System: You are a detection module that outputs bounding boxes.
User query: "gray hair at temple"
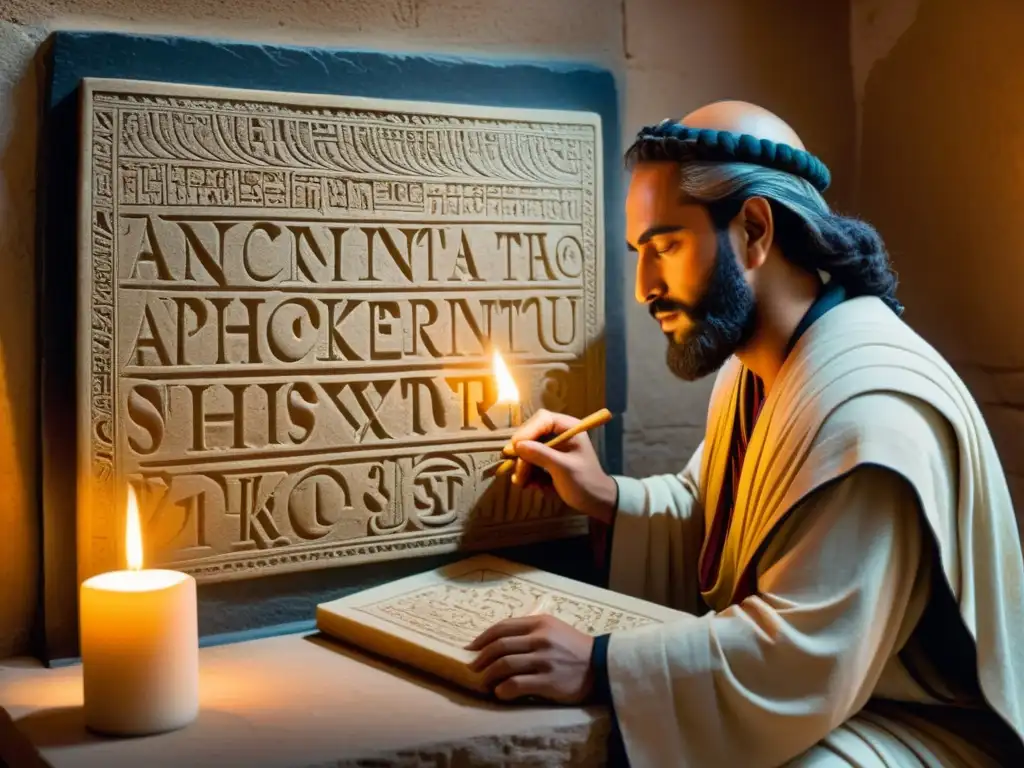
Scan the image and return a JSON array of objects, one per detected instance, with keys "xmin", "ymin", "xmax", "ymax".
[{"xmin": 624, "ymin": 147, "xmax": 904, "ymax": 316}]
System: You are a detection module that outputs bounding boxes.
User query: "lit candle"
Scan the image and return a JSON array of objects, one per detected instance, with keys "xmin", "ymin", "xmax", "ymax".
[
  {"xmin": 492, "ymin": 349, "xmax": 521, "ymax": 428},
  {"xmin": 79, "ymin": 486, "xmax": 199, "ymax": 736}
]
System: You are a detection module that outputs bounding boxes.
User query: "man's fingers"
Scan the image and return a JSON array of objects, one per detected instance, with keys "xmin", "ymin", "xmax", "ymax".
[
  {"xmin": 507, "ymin": 410, "xmax": 558, "ymax": 452},
  {"xmin": 511, "ymin": 440, "xmax": 568, "ymax": 486},
  {"xmin": 512, "ymin": 455, "xmax": 531, "ymax": 486},
  {"xmin": 493, "ymin": 673, "xmax": 550, "ymax": 702},
  {"xmin": 468, "ymin": 634, "xmax": 539, "ymax": 672},
  {"xmin": 515, "ymin": 441, "xmax": 568, "ymax": 475},
  {"xmin": 511, "ymin": 454, "xmax": 551, "ymax": 487},
  {"xmin": 480, "ymin": 654, "xmax": 549, "ymax": 689},
  {"xmin": 504, "ymin": 410, "xmax": 580, "ymax": 456},
  {"xmin": 464, "ymin": 616, "xmax": 539, "ymax": 651}
]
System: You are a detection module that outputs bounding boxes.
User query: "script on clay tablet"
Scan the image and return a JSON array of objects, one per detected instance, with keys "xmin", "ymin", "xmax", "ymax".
[
  {"xmin": 316, "ymin": 555, "xmax": 685, "ymax": 693},
  {"xmin": 76, "ymin": 78, "xmax": 605, "ymax": 584}
]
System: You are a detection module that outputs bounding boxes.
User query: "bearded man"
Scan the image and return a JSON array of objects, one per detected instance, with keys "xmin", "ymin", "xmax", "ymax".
[{"xmin": 466, "ymin": 101, "xmax": 1024, "ymax": 766}]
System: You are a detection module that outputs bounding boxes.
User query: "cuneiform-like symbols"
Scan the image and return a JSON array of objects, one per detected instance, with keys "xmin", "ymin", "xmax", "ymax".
[
  {"xmin": 363, "ymin": 572, "xmax": 658, "ymax": 647},
  {"xmin": 111, "ymin": 102, "xmax": 590, "ymax": 186}
]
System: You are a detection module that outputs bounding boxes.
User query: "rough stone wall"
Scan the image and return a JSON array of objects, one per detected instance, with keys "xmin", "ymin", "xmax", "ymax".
[
  {"xmin": 0, "ymin": 0, "xmax": 855, "ymax": 658},
  {"xmin": 853, "ymin": 0, "xmax": 1024, "ymax": 535},
  {"xmin": 334, "ymin": 721, "xmax": 610, "ymax": 767}
]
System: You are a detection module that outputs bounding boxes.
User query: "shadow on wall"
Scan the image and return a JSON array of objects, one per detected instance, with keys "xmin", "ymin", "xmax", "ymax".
[
  {"xmin": 0, "ymin": 23, "xmax": 45, "ymax": 658},
  {"xmin": 857, "ymin": 0, "xmax": 1024, "ymax": 527}
]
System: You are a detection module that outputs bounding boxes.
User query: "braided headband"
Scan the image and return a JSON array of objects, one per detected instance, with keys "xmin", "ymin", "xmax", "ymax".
[{"xmin": 633, "ymin": 119, "xmax": 831, "ymax": 192}]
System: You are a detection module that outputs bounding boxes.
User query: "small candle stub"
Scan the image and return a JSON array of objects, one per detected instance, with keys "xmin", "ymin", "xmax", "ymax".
[{"xmin": 79, "ymin": 487, "xmax": 199, "ymax": 737}]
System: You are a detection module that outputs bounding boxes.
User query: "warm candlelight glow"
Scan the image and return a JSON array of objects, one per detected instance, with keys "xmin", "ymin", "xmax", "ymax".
[
  {"xmin": 125, "ymin": 485, "xmax": 143, "ymax": 572},
  {"xmin": 492, "ymin": 349, "xmax": 520, "ymax": 404},
  {"xmin": 80, "ymin": 482, "xmax": 199, "ymax": 736}
]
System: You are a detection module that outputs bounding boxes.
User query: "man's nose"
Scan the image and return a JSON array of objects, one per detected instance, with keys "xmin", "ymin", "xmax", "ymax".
[{"xmin": 634, "ymin": 249, "xmax": 665, "ymax": 305}]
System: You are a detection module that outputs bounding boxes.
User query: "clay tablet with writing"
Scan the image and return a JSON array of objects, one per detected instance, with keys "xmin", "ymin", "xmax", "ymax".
[
  {"xmin": 77, "ymin": 78, "xmax": 605, "ymax": 583},
  {"xmin": 316, "ymin": 555, "xmax": 684, "ymax": 693}
]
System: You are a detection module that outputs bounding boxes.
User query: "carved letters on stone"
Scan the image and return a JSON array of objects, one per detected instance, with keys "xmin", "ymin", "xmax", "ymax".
[{"xmin": 76, "ymin": 78, "xmax": 605, "ymax": 583}]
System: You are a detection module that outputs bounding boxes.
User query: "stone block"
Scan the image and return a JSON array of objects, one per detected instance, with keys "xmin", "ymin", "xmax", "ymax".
[
  {"xmin": 75, "ymin": 77, "xmax": 605, "ymax": 584},
  {"xmin": 0, "ymin": 632, "xmax": 610, "ymax": 767},
  {"xmin": 38, "ymin": 31, "xmax": 623, "ymax": 659},
  {"xmin": 317, "ymin": 554, "xmax": 685, "ymax": 693}
]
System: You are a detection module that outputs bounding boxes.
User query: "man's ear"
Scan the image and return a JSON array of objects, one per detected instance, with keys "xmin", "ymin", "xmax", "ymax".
[{"xmin": 738, "ymin": 196, "xmax": 774, "ymax": 269}]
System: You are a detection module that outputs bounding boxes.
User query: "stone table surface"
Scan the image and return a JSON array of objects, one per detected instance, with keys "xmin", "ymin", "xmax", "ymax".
[{"xmin": 0, "ymin": 632, "xmax": 609, "ymax": 767}]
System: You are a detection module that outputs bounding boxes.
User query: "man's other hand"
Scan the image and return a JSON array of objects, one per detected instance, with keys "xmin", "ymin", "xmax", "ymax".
[{"xmin": 466, "ymin": 614, "xmax": 595, "ymax": 704}]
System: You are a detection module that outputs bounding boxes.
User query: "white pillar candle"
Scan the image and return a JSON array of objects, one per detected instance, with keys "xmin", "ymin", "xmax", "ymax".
[{"xmin": 79, "ymin": 487, "xmax": 199, "ymax": 736}]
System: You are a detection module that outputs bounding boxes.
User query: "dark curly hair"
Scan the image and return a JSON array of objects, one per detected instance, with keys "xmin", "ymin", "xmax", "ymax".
[{"xmin": 625, "ymin": 135, "xmax": 903, "ymax": 315}]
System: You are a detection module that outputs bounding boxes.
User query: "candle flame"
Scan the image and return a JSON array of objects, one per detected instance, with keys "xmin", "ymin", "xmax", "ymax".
[
  {"xmin": 492, "ymin": 349, "xmax": 520, "ymax": 404},
  {"xmin": 126, "ymin": 485, "xmax": 143, "ymax": 571}
]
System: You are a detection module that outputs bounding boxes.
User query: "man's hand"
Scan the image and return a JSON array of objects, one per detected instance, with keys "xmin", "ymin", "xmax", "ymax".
[
  {"xmin": 465, "ymin": 614, "xmax": 596, "ymax": 704},
  {"xmin": 505, "ymin": 409, "xmax": 617, "ymax": 523}
]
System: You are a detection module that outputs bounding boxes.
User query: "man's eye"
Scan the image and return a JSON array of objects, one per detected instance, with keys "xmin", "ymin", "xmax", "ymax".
[{"xmin": 655, "ymin": 242, "xmax": 678, "ymax": 256}]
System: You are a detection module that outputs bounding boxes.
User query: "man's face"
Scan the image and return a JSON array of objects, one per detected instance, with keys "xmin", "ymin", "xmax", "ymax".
[{"xmin": 625, "ymin": 162, "xmax": 757, "ymax": 381}]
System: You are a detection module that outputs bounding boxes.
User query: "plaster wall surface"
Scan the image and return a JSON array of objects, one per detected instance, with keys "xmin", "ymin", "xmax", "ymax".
[{"xmin": 852, "ymin": 0, "xmax": 1024, "ymax": 533}]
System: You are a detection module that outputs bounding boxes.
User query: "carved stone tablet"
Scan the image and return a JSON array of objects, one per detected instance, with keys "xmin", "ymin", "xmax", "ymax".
[
  {"xmin": 316, "ymin": 555, "xmax": 684, "ymax": 693},
  {"xmin": 77, "ymin": 78, "xmax": 605, "ymax": 584}
]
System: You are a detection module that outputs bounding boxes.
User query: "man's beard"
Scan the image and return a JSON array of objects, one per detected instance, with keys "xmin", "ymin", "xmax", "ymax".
[{"xmin": 651, "ymin": 231, "xmax": 757, "ymax": 381}]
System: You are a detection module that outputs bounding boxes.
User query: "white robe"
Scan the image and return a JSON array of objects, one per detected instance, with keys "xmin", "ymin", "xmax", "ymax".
[{"xmin": 604, "ymin": 296, "xmax": 1024, "ymax": 767}]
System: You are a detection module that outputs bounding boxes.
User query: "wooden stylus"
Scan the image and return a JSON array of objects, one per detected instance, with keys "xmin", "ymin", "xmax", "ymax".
[{"xmin": 494, "ymin": 408, "xmax": 613, "ymax": 477}]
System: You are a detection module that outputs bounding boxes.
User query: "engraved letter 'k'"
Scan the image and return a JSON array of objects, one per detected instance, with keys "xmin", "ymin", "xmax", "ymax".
[{"xmin": 228, "ymin": 472, "xmax": 290, "ymax": 551}]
